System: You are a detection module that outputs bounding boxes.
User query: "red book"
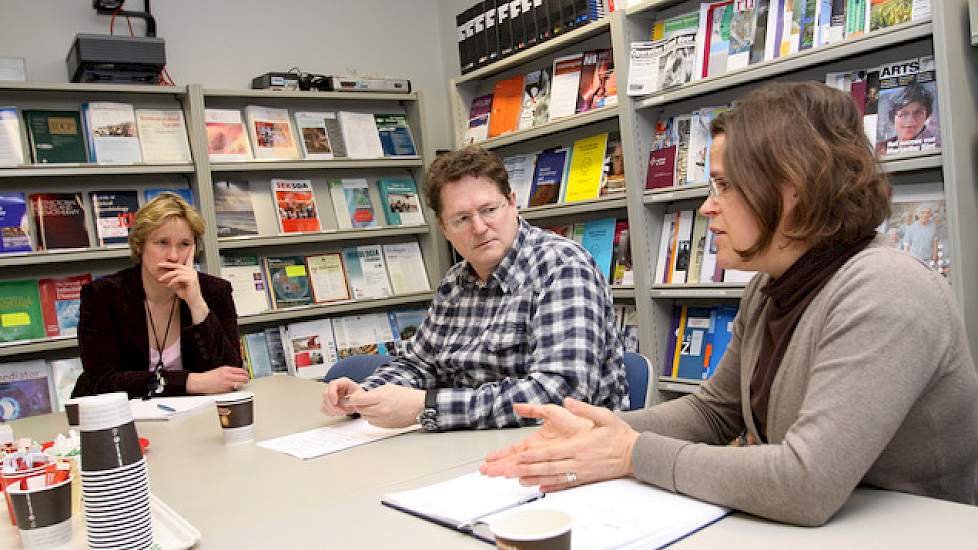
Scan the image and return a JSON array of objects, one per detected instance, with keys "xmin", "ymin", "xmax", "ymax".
[
  {"xmin": 30, "ymin": 193, "xmax": 90, "ymax": 250},
  {"xmin": 38, "ymin": 274, "xmax": 92, "ymax": 337},
  {"xmin": 646, "ymin": 145, "xmax": 678, "ymax": 189}
]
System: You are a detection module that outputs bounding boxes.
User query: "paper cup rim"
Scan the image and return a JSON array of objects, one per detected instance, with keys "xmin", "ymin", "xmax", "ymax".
[
  {"xmin": 6, "ymin": 476, "xmax": 72, "ymax": 495},
  {"xmin": 216, "ymin": 391, "xmax": 254, "ymax": 404},
  {"xmin": 490, "ymin": 509, "xmax": 573, "ymax": 541}
]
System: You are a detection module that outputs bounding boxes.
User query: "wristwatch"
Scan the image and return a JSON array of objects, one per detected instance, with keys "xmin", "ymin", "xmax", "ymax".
[{"xmin": 416, "ymin": 389, "xmax": 439, "ymax": 432}]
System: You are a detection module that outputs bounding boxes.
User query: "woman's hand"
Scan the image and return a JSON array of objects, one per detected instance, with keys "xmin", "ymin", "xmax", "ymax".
[
  {"xmin": 187, "ymin": 366, "xmax": 250, "ymax": 394},
  {"xmin": 481, "ymin": 398, "xmax": 641, "ymax": 493},
  {"xmin": 157, "ymin": 244, "xmax": 209, "ymax": 323}
]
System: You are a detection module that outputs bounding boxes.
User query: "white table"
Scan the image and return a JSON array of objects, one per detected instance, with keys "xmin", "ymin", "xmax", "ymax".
[{"xmin": 6, "ymin": 375, "xmax": 978, "ymax": 549}]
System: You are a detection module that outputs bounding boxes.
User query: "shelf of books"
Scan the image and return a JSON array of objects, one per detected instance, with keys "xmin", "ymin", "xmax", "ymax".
[
  {"xmin": 0, "ymin": 163, "xmax": 196, "ymax": 178},
  {"xmin": 217, "ymin": 225, "xmax": 430, "ymax": 251},
  {"xmin": 0, "ymin": 247, "xmax": 131, "ymax": 267},
  {"xmin": 656, "ymin": 377, "xmax": 702, "ymax": 394},
  {"xmin": 601, "ymin": 1, "xmax": 978, "ymax": 405},
  {"xmin": 236, "ymin": 291, "xmax": 436, "ymax": 327},
  {"xmin": 201, "ymin": 88, "xmax": 419, "ymax": 102},
  {"xmin": 0, "ymin": 336, "xmax": 78, "ymax": 359},
  {"xmin": 520, "ymin": 195, "xmax": 628, "ymax": 220},
  {"xmin": 208, "ymin": 158, "xmax": 423, "ymax": 172}
]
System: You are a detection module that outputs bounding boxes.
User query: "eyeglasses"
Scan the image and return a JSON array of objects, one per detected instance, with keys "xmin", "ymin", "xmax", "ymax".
[
  {"xmin": 708, "ymin": 176, "xmax": 732, "ymax": 199},
  {"xmin": 444, "ymin": 199, "xmax": 509, "ymax": 231}
]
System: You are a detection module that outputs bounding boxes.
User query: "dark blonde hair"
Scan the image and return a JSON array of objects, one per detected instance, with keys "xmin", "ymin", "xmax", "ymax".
[
  {"xmin": 712, "ymin": 81, "xmax": 891, "ymax": 258},
  {"xmin": 129, "ymin": 192, "xmax": 204, "ymax": 262},
  {"xmin": 424, "ymin": 145, "xmax": 511, "ymax": 218}
]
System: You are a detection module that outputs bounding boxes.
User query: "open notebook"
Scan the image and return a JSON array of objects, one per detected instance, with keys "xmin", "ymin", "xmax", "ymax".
[{"xmin": 383, "ymin": 472, "xmax": 730, "ymax": 549}]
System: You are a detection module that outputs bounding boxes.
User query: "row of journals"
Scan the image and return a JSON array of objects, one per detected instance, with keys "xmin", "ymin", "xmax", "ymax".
[
  {"xmin": 0, "ymin": 189, "xmax": 193, "ymax": 253},
  {"xmin": 466, "ymin": 47, "xmax": 616, "ymax": 143},
  {"xmin": 206, "ymin": 107, "xmax": 417, "ymax": 163},
  {"xmin": 0, "ymin": 301, "xmax": 642, "ymax": 421},
  {"xmin": 216, "ymin": 177, "xmax": 424, "ymax": 237},
  {"xmin": 221, "ymin": 241, "xmax": 431, "ymax": 315},
  {"xmin": 0, "ymin": 275, "xmax": 89, "ymax": 343},
  {"xmin": 501, "ymin": 131, "xmax": 624, "ymax": 209},
  {"xmin": 0, "ymin": 104, "xmax": 191, "ymax": 166},
  {"xmin": 654, "ymin": 209, "xmax": 755, "ymax": 286},
  {"xmin": 626, "ymin": 0, "xmax": 931, "ymax": 97},
  {"xmin": 457, "ymin": 0, "xmax": 616, "ymax": 73},
  {"xmin": 666, "ymin": 304, "xmax": 738, "ymax": 383},
  {"xmin": 540, "ymin": 218, "xmax": 632, "ymax": 286}
]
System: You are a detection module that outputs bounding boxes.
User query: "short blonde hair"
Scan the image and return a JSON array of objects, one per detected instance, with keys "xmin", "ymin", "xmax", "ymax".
[{"xmin": 129, "ymin": 192, "xmax": 204, "ymax": 262}]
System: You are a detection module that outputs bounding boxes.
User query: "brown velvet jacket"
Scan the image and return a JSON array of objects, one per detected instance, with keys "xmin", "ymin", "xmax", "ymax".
[{"xmin": 71, "ymin": 265, "xmax": 242, "ymax": 399}]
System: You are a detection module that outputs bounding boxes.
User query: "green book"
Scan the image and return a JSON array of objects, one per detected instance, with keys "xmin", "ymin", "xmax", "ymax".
[
  {"xmin": 24, "ymin": 110, "xmax": 87, "ymax": 164},
  {"xmin": 0, "ymin": 279, "xmax": 45, "ymax": 342}
]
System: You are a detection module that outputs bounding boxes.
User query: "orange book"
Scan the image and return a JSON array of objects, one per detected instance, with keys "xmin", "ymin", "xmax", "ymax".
[{"xmin": 487, "ymin": 75, "xmax": 525, "ymax": 138}]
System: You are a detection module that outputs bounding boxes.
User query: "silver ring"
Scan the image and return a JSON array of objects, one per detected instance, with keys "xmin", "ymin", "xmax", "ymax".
[{"xmin": 565, "ymin": 472, "xmax": 577, "ymax": 484}]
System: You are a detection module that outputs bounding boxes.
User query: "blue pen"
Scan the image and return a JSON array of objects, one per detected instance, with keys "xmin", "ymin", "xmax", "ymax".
[{"xmin": 157, "ymin": 403, "xmax": 176, "ymax": 413}]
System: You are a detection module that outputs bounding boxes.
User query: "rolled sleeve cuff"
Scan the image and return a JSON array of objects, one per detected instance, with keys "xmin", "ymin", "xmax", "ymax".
[{"xmin": 631, "ymin": 432, "xmax": 690, "ymax": 493}]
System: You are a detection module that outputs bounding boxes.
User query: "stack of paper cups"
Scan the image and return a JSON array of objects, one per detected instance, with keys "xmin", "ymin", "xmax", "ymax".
[{"xmin": 76, "ymin": 392, "xmax": 154, "ymax": 549}]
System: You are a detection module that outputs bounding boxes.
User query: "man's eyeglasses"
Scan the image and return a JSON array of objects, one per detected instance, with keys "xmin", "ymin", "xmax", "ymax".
[
  {"xmin": 444, "ymin": 199, "xmax": 509, "ymax": 231},
  {"xmin": 708, "ymin": 176, "xmax": 732, "ymax": 199}
]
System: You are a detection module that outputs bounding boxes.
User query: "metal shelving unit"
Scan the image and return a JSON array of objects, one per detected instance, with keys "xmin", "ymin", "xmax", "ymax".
[
  {"xmin": 237, "ymin": 292, "xmax": 435, "ymax": 327},
  {"xmin": 209, "ymin": 158, "xmax": 423, "ymax": 173},
  {"xmin": 217, "ymin": 226, "xmax": 430, "ymax": 251}
]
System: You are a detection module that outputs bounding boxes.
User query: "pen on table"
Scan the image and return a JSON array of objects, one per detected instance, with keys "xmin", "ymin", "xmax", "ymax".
[{"xmin": 157, "ymin": 403, "xmax": 176, "ymax": 413}]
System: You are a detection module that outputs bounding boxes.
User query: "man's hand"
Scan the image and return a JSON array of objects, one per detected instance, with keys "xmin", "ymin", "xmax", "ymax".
[
  {"xmin": 321, "ymin": 377, "xmax": 364, "ymax": 416},
  {"xmin": 346, "ymin": 384, "xmax": 425, "ymax": 428},
  {"xmin": 187, "ymin": 366, "xmax": 250, "ymax": 394}
]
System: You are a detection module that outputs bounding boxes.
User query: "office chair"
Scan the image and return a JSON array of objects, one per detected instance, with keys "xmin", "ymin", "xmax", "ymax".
[
  {"xmin": 623, "ymin": 352, "xmax": 654, "ymax": 410},
  {"xmin": 323, "ymin": 354, "xmax": 391, "ymax": 384}
]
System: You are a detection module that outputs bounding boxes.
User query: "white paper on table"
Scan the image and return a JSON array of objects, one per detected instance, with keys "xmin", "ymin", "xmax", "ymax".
[
  {"xmin": 129, "ymin": 396, "xmax": 217, "ymax": 421},
  {"xmin": 256, "ymin": 418, "xmax": 418, "ymax": 459}
]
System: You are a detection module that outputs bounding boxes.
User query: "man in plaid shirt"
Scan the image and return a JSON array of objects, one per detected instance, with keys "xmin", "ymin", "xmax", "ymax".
[{"xmin": 321, "ymin": 146, "xmax": 628, "ymax": 431}]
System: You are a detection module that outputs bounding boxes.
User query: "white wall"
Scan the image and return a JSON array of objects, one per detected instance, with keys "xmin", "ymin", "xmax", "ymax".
[{"xmin": 0, "ymin": 0, "xmax": 457, "ymax": 150}]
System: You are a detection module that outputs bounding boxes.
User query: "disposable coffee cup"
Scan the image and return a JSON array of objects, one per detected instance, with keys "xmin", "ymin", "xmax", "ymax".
[
  {"xmin": 215, "ymin": 392, "xmax": 255, "ymax": 445},
  {"xmin": 63, "ymin": 398, "xmax": 80, "ymax": 427},
  {"xmin": 489, "ymin": 509, "xmax": 572, "ymax": 550},
  {"xmin": 7, "ymin": 477, "xmax": 73, "ymax": 550}
]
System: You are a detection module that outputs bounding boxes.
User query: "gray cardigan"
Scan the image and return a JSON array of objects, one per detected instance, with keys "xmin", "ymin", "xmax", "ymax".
[{"xmin": 622, "ymin": 238, "xmax": 978, "ymax": 526}]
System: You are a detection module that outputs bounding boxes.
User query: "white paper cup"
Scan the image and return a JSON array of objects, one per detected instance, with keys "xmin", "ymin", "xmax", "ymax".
[
  {"xmin": 489, "ymin": 508, "xmax": 572, "ymax": 550},
  {"xmin": 75, "ymin": 393, "xmax": 132, "ymax": 432}
]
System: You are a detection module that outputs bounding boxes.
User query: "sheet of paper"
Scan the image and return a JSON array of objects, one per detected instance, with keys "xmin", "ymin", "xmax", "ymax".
[
  {"xmin": 257, "ymin": 418, "xmax": 418, "ymax": 460},
  {"xmin": 129, "ymin": 396, "xmax": 217, "ymax": 421}
]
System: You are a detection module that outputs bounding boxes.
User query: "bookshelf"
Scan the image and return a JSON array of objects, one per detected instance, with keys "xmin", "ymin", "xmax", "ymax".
[
  {"xmin": 447, "ymin": 16, "xmax": 636, "ymax": 311},
  {"xmin": 612, "ymin": 1, "xmax": 978, "ymax": 403},
  {"xmin": 0, "ymin": 83, "xmax": 446, "ymax": 363}
]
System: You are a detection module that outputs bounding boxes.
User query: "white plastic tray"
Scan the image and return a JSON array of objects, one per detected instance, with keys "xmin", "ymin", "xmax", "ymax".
[{"xmin": 0, "ymin": 491, "xmax": 200, "ymax": 549}]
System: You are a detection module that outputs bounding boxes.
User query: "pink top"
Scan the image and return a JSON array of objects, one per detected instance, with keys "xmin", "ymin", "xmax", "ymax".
[{"xmin": 148, "ymin": 337, "xmax": 183, "ymax": 372}]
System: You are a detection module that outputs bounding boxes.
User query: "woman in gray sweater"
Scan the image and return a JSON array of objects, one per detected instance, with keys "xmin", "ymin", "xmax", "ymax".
[{"xmin": 480, "ymin": 81, "xmax": 978, "ymax": 526}]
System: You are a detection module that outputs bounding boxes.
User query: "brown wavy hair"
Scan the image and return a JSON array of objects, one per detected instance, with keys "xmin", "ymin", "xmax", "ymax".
[
  {"xmin": 424, "ymin": 145, "xmax": 511, "ymax": 218},
  {"xmin": 712, "ymin": 81, "xmax": 891, "ymax": 258}
]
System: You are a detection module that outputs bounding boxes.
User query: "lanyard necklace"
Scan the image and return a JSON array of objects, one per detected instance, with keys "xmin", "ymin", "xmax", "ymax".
[{"xmin": 145, "ymin": 296, "xmax": 178, "ymax": 396}]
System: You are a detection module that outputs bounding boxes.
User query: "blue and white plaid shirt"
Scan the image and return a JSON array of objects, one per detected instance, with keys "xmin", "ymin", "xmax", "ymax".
[{"xmin": 361, "ymin": 218, "xmax": 629, "ymax": 430}]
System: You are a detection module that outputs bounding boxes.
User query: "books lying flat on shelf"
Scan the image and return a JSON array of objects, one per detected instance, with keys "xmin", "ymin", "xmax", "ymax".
[
  {"xmin": 50, "ymin": 357, "xmax": 83, "ymax": 412},
  {"xmin": 379, "ymin": 178, "xmax": 424, "ymax": 226},
  {"xmin": 0, "ymin": 192, "xmax": 32, "ymax": 253},
  {"xmin": 281, "ymin": 317, "xmax": 338, "ymax": 379},
  {"xmin": 38, "ymin": 274, "xmax": 90, "ymax": 337},
  {"xmin": 343, "ymin": 245, "xmax": 393, "ymax": 299},
  {"xmin": 306, "ymin": 252, "xmax": 352, "ymax": 304},
  {"xmin": 0, "ymin": 107, "xmax": 24, "ymax": 167},
  {"xmin": 263, "ymin": 256, "xmax": 313, "ymax": 309},
  {"xmin": 135, "ymin": 109, "xmax": 192, "ymax": 164},
  {"xmin": 464, "ymin": 94, "xmax": 493, "ymax": 145},
  {"xmin": 144, "ymin": 187, "xmax": 194, "ymax": 206},
  {"xmin": 30, "ymin": 193, "xmax": 89, "ymax": 250},
  {"xmin": 383, "ymin": 241, "xmax": 430, "ymax": 295},
  {"xmin": 293, "ymin": 111, "xmax": 335, "ymax": 160},
  {"xmin": 374, "ymin": 113, "xmax": 418, "ymax": 156},
  {"xmin": 272, "ymin": 178, "xmax": 321, "ymax": 233},
  {"xmin": 213, "ymin": 180, "xmax": 259, "ymax": 237},
  {"xmin": 880, "ymin": 181, "xmax": 951, "ymax": 278},
  {"xmin": 0, "ymin": 360, "xmax": 55, "ymax": 420},
  {"xmin": 245, "ymin": 105, "xmax": 300, "ymax": 160},
  {"xmin": 331, "ymin": 312, "xmax": 397, "ymax": 358},
  {"xmin": 0, "ymin": 279, "xmax": 45, "ymax": 342},
  {"xmin": 549, "ymin": 53, "xmax": 584, "ymax": 121},
  {"xmin": 205, "ymin": 109, "xmax": 253, "ymax": 162},
  {"xmin": 83, "ymin": 101, "xmax": 142, "ymax": 164},
  {"xmin": 257, "ymin": 418, "xmax": 418, "ymax": 460},
  {"xmin": 563, "ymin": 133, "xmax": 608, "ymax": 203},
  {"xmin": 90, "ymin": 190, "xmax": 138, "ymax": 246},
  {"xmin": 383, "ymin": 472, "xmax": 730, "ymax": 549},
  {"xmin": 337, "ymin": 111, "xmax": 385, "ymax": 159},
  {"xmin": 488, "ymin": 74, "xmax": 524, "ymax": 138},
  {"xmin": 23, "ymin": 110, "xmax": 87, "ymax": 164},
  {"xmin": 221, "ymin": 256, "xmax": 270, "ymax": 316},
  {"xmin": 329, "ymin": 178, "xmax": 377, "ymax": 229}
]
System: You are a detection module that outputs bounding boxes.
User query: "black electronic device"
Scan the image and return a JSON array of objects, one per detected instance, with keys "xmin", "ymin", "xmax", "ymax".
[
  {"xmin": 67, "ymin": 33, "xmax": 166, "ymax": 84},
  {"xmin": 251, "ymin": 72, "xmax": 301, "ymax": 90}
]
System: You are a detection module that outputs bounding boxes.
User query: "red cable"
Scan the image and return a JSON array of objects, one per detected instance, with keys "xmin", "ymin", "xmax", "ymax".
[
  {"xmin": 127, "ymin": 16, "xmax": 134, "ymax": 36},
  {"xmin": 109, "ymin": 6, "xmax": 122, "ymax": 35}
]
